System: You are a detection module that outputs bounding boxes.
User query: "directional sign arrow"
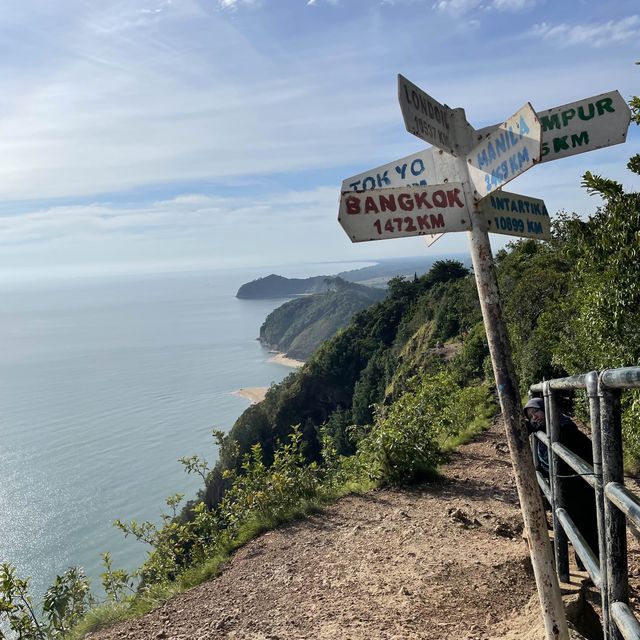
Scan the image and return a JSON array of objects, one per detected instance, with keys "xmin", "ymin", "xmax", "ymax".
[
  {"xmin": 398, "ymin": 74, "xmax": 464, "ymax": 156},
  {"xmin": 538, "ymin": 90, "xmax": 631, "ymax": 162},
  {"xmin": 338, "ymin": 183, "xmax": 471, "ymax": 243},
  {"xmin": 341, "ymin": 148, "xmax": 439, "ymax": 193},
  {"xmin": 466, "ymin": 102, "xmax": 542, "ymax": 201},
  {"xmin": 479, "ymin": 190, "xmax": 551, "ymax": 240}
]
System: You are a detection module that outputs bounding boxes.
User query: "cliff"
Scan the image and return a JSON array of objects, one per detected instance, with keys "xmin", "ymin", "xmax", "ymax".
[{"xmin": 259, "ymin": 278, "xmax": 386, "ymax": 360}]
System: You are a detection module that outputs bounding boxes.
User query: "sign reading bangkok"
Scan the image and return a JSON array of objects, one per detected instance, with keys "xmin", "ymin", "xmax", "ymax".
[
  {"xmin": 466, "ymin": 103, "xmax": 542, "ymax": 200},
  {"xmin": 338, "ymin": 183, "xmax": 471, "ymax": 242}
]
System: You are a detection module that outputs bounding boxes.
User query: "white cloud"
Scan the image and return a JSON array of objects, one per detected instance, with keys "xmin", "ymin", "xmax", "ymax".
[
  {"xmin": 529, "ymin": 15, "xmax": 640, "ymax": 48},
  {"xmin": 433, "ymin": 0, "xmax": 534, "ymax": 15}
]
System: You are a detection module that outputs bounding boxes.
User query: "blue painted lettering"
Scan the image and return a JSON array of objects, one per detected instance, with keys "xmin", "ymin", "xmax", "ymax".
[{"xmin": 411, "ymin": 159, "xmax": 425, "ymax": 176}]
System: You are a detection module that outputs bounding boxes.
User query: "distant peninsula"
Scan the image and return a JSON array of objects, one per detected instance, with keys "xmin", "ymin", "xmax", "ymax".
[
  {"xmin": 236, "ymin": 274, "xmax": 335, "ymax": 299},
  {"xmin": 235, "ymin": 255, "xmax": 471, "ymax": 299},
  {"xmin": 259, "ymin": 278, "xmax": 386, "ymax": 360}
]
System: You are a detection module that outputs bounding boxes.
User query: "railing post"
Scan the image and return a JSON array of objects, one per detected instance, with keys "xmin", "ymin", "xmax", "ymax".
[
  {"xmin": 586, "ymin": 370, "xmax": 610, "ymax": 639},
  {"xmin": 600, "ymin": 375, "xmax": 627, "ymax": 640},
  {"xmin": 545, "ymin": 383, "xmax": 570, "ymax": 582}
]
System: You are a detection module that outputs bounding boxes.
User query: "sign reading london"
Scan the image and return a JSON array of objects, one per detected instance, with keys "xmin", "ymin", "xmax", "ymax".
[
  {"xmin": 466, "ymin": 103, "xmax": 542, "ymax": 200},
  {"xmin": 338, "ymin": 183, "xmax": 471, "ymax": 242},
  {"xmin": 398, "ymin": 74, "xmax": 461, "ymax": 156}
]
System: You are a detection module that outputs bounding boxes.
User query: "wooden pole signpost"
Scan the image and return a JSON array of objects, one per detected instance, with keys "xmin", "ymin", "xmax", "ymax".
[{"xmin": 338, "ymin": 75, "xmax": 632, "ymax": 640}]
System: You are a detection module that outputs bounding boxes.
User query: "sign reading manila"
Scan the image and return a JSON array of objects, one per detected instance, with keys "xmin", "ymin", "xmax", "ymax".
[
  {"xmin": 538, "ymin": 90, "xmax": 632, "ymax": 162},
  {"xmin": 479, "ymin": 190, "xmax": 551, "ymax": 240},
  {"xmin": 466, "ymin": 102, "xmax": 542, "ymax": 200},
  {"xmin": 338, "ymin": 183, "xmax": 471, "ymax": 242},
  {"xmin": 398, "ymin": 74, "xmax": 461, "ymax": 156}
]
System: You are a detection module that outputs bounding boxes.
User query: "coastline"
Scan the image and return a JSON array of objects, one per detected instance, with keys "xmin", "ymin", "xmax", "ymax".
[
  {"xmin": 234, "ymin": 387, "xmax": 269, "ymax": 404},
  {"xmin": 234, "ymin": 354, "xmax": 304, "ymax": 405},
  {"xmin": 268, "ymin": 352, "xmax": 304, "ymax": 368}
]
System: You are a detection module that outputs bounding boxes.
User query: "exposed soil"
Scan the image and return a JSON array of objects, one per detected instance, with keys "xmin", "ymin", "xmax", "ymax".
[{"xmin": 90, "ymin": 420, "xmax": 607, "ymax": 640}]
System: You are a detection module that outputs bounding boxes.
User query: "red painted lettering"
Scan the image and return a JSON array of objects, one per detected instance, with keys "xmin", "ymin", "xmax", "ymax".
[
  {"xmin": 429, "ymin": 213, "xmax": 445, "ymax": 228},
  {"xmin": 432, "ymin": 190, "xmax": 447, "ymax": 208},
  {"xmin": 447, "ymin": 188, "xmax": 464, "ymax": 208},
  {"xmin": 413, "ymin": 192, "xmax": 432, "ymax": 209},
  {"xmin": 379, "ymin": 194, "xmax": 397, "ymax": 212},
  {"xmin": 404, "ymin": 217, "xmax": 417, "ymax": 232},
  {"xmin": 398, "ymin": 194, "xmax": 414, "ymax": 211},
  {"xmin": 346, "ymin": 196, "xmax": 360, "ymax": 215},
  {"xmin": 364, "ymin": 197, "xmax": 379, "ymax": 214},
  {"xmin": 416, "ymin": 215, "xmax": 431, "ymax": 230}
]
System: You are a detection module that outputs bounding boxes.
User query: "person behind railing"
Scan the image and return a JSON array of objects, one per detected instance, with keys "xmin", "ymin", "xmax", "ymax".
[{"xmin": 524, "ymin": 397, "xmax": 599, "ymax": 568}]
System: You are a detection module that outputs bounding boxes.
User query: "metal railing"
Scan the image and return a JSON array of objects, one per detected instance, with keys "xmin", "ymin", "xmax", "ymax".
[{"xmin": 529, "ymin": 367, "xmax": 640, "ymax": 640}]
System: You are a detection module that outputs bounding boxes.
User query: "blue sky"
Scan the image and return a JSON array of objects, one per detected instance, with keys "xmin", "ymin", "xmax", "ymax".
[{"xmin": 0, "ymin": 0, "xmax": 638, "ymax": 281}]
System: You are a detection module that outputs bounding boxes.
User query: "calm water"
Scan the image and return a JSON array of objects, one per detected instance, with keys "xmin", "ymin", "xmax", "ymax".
[{"xmin": 0, "ymin": 263, "xmax": 367, "ymax": 602}]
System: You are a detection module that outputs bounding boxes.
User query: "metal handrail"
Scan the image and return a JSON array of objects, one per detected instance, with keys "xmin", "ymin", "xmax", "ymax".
[{"xmin": 529, "ymin": 366, "xmax": 640, "ymax": 640}]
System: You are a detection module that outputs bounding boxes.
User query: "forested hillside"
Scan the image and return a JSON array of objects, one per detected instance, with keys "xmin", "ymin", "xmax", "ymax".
[{"xmin": 259, "ymin": 278, "xmax": 386, "ymax": 360}]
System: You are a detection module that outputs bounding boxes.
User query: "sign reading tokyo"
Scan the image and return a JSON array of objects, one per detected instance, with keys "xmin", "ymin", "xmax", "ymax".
[
  {"xmin": 398, "ymin": 75, "xmax": 461, "ymax": 156},
  {"xmin": 338, "ymin": 183, "xmax": 471, "ymax": 242},
  {"xmin": 467, "ymin": 103, "xmax": 542, "ymax": 200},
  {"xmin": 341, "ymin": 148, "xmax": 438, "ymax": 193},
  {"xmin": 479, "ymin": 190, "xmax": 551, "ymax": 240},
  {"xmin": 538, "ymin": 91, "xmax": 631, "ymax": 163}
]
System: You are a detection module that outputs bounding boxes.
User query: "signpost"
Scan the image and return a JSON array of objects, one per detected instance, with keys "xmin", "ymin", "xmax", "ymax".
[
  {"xmin": 338, "ymin": 74, "xmax": 631, "ymax": 640},
  {"xmin": 338, "ymin": 183, "xmax": 471, "ymax": 242}
]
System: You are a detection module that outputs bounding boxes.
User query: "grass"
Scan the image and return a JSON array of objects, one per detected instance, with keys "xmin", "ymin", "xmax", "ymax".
[
  {"xmin": 440, "ymin": 399, "xmax": 498, "ymax": 453},
  {"xmin": 64, "ymin": 401, "xmax": 492, "ymax": 638},
  {"xmin": 65, "ymin": 477, "xmax": 375, "ymax": 638}
]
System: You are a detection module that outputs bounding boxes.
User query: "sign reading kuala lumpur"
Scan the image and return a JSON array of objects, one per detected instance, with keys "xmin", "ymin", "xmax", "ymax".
[
  {"xmin": 538, "ymin": 90, "xmax": 631, "ymax": 163},
  {"xmin": 397, "ymin": 74, "xmax": 462, "ymax": 156},
  {"xmin": 338, "ymin": 183, "xmax": 471, "ymax": 242},
  {"xmin": 466, "ymin": 103, "xmax": 542, "ymax": 200},
  {"xmin": 478, "ymin": 190, "xmax": 551, "ymax": 240}
]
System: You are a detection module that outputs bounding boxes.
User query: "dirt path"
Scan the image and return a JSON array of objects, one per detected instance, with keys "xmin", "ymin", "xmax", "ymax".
[{"xmin": 90, "ymin": 420, "xmax": 563, "ymax": 639}]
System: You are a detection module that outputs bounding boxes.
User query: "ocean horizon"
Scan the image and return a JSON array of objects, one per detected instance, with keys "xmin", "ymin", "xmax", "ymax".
[{"xmin": 0, "ymin": 261, "xmax": 373, "ymax": 602}]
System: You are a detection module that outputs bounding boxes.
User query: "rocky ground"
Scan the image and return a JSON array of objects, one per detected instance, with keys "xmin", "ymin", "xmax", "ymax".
[{"xmin": 90, "ymin": 419, "xmax": 614, "ymax": 639}]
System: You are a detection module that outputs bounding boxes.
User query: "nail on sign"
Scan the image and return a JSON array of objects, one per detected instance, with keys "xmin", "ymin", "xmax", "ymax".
[{"xmin": 338, "ymin": 183, "xmax": 471, "ymax": 243}]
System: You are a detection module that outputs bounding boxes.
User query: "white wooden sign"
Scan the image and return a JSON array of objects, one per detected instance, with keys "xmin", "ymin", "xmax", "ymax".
[
  {"xmin": 341, "ymin": 148, "xmax": 439, "ymax": 193},
  {"xmin": 479, "ymin": 190, "xmax": 551, "ymax": 240},
  {"xmin": 338, "ymin": 183, "xmax": 471, "ymax": 242},
  {"xmin": 466, "ymin": 102, "xmax": 542, "ymax": 200},
  {"xmin": 398, "ymin": 74, "xmax": 462, "ymax": 156},
  {"xmin": 538, "ymin": 90, "xmax": 631, "ymax": 162}
]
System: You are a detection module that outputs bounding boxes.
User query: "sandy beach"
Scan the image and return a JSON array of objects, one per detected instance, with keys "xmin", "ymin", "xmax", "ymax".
[
  {"xmin": 268, "ymin": 352, "xmax": 304, "ymax": 368},
  {"xmin": 234, "ymin": 387, "xmax": 269, "ymax": 404}
]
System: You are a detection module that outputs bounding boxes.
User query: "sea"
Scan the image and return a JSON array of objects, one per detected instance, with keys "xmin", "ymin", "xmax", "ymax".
[{"xmin": 0, "ymin": 262, "xmax": 371, "ymax": 604}]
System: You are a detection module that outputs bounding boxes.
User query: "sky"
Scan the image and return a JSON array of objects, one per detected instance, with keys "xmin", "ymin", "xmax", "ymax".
[{"xmin": 0, "ymin": 0, "xmax": 638, "ymax": 281}]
